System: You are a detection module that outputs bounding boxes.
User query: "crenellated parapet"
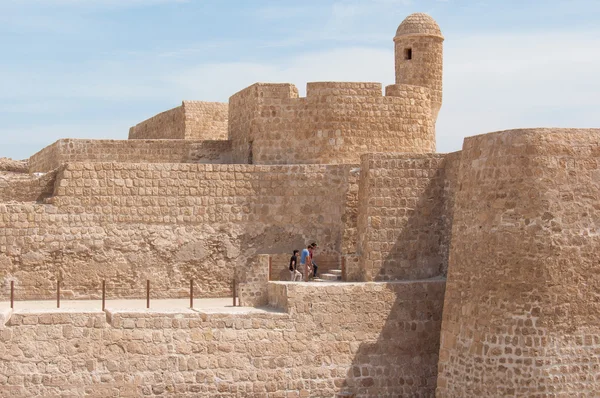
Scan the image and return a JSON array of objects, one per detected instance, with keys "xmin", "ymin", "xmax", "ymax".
[{"xmin": 228, "ymin": 81, "xmax": 435, "ymax": 165}]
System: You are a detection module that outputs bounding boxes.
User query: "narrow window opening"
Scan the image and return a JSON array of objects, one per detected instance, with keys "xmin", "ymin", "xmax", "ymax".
[
  {"xmin": 248, "ymin": 141, "xmax": 254, "ymax": 164},
  {"xmin": 404, "ymin": 48, "xmax": 412, "ymax": 60}
]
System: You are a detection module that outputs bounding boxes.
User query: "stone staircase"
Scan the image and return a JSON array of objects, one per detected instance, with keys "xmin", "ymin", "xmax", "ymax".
[{"xmin": 313, "ymin": 268, "xmax": 342, "ymax": 282}]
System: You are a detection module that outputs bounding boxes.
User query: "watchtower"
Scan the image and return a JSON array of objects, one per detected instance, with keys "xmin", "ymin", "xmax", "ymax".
[{"xmin": 394, "ymin": 13, "xmax": 444, "ymax": 122}]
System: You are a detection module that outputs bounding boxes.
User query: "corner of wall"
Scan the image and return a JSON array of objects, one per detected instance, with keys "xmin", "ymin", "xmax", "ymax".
[{"xmin": 236, "ymin": 254, "xmax": 270, "ymax": 307}]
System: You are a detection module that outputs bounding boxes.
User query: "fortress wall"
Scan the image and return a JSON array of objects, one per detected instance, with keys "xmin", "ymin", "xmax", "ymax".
[
  {"xmin": 228, "ymin": 83, "xmax": 299, "ymax": 164},
  {"xmin": 305, "ymin": 81, "xmax": 383, "ymax": 97},
  {"xmin": 128, "ymin": 105, "xmax": 185, "ymax": 140},
  {"xmin": 354, "ymin": 152, "xmax": 456, "ymax": 282},
  {"xmin": 438, "ymin": 151, "xmax": 461, "ymax": 277},
  {"xmin": 182, "ymin": 101, "xmax": 228, "ymax": 140},
  {"xmin": 228, "ymin": 82, "xmax": 434, "ymax": 165},
  {"xmin": 28, "ymin": 140, "xmax": 60, "ymax": 173},
  {"xmin": 341, "ymin": 167, "xmax": 361, "ymax": 255},
  {"xmin": 0, "ymin": 163, "xmax": 355, "ymax": 300},
  {"xmin": 28, "ymin": 139, "xmax": 232, "ymax": 173},
  {"xmin": 0, "ymin": 280, "xmax": 445, "ymax": 397},
  {"xmin": 0, "ymin": 170, "xmax": 57, "ymax": 203},
  {"xmin": 436, "ymin": 128, "xmax": 600, "ymax": 397}
]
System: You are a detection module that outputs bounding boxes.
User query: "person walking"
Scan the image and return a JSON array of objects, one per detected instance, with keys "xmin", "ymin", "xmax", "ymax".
[
  {"xmin": 309, "ymin": 242, "xmax": 318, "ymax": 278},
  {"xmin": 300, "ymin": 244, "xmax": 312, "ymax": 282},
  {"xmin": 289, "ymin": 250, "xmax": 302, "ymax": 281}
]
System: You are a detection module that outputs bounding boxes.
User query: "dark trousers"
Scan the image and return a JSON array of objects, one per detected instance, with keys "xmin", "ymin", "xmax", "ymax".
[{"xmin": 312, "ymin": 262, "xmax": 318, "ymax": 277}]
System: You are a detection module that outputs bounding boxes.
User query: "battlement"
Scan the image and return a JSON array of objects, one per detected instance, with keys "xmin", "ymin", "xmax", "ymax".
[
  {"xmin": 306, "ymin": 82, "xmax": 383, "ymax": 98},
  {"xmin": 229, "ymin": 81, "xmax": 435, "ymax": 165}
]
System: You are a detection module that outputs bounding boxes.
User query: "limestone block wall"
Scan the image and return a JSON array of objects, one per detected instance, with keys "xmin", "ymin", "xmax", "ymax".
[
  {"xmin": 0, "ymin": 170, "xmax": 57, "ymax": 203},
  {"xmin": 353, "ymin": 152, "xmax": 459, "ymax": 282},
  {"xmin": 27, "ymin": 140, "xmax": 59, "ymax": 173},
  {"xmin": 0, "ymin": 162, "xmax": 356, "ymax": 300},
  {"xmin": 128, "ymin": 105, "xmax": 185, "ymax": 139},
  {"xmin": 183, "ymin": 101, "xmax": 228, "ymax": 140},
  {"xmin": 237, "ymin": 254, "xmax": 269, "ymax": 307},
  {"xmin": 228, "ymin": 82, "xmax": 434, "ymax": 165},
  {"xmin": 29, "ymin": 139, "xmax": 232, "ymax": 173},
  {"xmin": 0, "ymin": 280, "xmax": 445, "ymax": 397},
  {"xmin": 436, "ymin": 128, "xmax": 600, "ymax": 397},
  {"xmin": 129, "ymin": 101, "xmax": 228, "ymax": 141},
  {"xmin": 394, "ymin": 36, "xmax": 443, "ymax": 121}
]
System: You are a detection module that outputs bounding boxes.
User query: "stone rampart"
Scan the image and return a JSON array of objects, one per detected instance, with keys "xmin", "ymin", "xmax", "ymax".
[
  {"xmin": 228, "ymin": 82, "xmax": 434, "ymax": 165},
  {"xmin": 436, "ymin": 128, "xmax": 600, "ymax": 397},
  {"xmin": 353, "ymin": 152, "xmax": 459, "ymax": 281},
  {"xmin": 0, "ymin": 280, "xmax": 445, "ymax": 397},
  {"xmin": 129, "ymin": 105, "xmax": 185, "ymax": 139},
  {"xmin": 0, "ymin": 162, "xmax": 357, "ymax": 300},
  {"xmin": 182, "ymin": 101, "xmax": 228, "ymax": 140},
  {"xmin": 128, "ymin": 101, "xmax": 228, "ymax": 141},
  {"xmin": 0, "ymin": 170, "xmax": 57, "ymax": 203},
  {"xmin": 28, "ymin": 139, "xmax": 232, "ymax": 173}
]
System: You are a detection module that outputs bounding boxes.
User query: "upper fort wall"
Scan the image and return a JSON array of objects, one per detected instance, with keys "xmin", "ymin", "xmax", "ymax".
[
  {"xmin": 29, "ymin": 139, "xmax": 232, "ymax": 173},
  {"xmin": 228, "ymin": 82, "xmax": 435, "ymax": 165},
  {"xmin": 128, "ymin": 101, "xmax": 228, "ymax": 141}
]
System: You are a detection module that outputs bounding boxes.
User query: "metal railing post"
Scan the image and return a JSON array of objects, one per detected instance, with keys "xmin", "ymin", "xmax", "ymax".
[
  {"xmin": 190, "ymin": 279, "xmax": 194, "ymax": 309},
  {"xmin": 146, "ymin": 280, "xmax": 150, "ymax": 309},
  {"xmin": 57, "ymin": 279, "xmax": 61, "ymax": 309},
  {"xmin": 10, "ymin": 281, "xmax": 14, "ymax": 310},
  {"xmin": 102, "ymin": 280, "xmax": 106, "ymax": 311},
  {"xmin": 233, "ymin": 280, "xmax": 237, "ymax": 307}
]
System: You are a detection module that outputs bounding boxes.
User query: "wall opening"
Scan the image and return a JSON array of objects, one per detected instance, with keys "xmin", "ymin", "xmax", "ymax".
[
  {"xmin": 248, "ymin": 141, "xmax": 254, "ymax": 164},
  {"xmin": 404, "ymin": 48, "xmax": 412, "ymax": 60}
]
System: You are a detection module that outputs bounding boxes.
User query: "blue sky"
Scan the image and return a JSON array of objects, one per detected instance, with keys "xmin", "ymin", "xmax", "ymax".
[{"xmin": 1, "ymin": 0, "xmax": 599, "ymax": 159}]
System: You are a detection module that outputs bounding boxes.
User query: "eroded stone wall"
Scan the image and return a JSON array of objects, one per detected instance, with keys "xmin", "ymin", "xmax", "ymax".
[
  {"xmin": 29, "ymin": 139, "xmax": 232, "ymax": 173},
  {"xmin": 228, "ymin": 82, "xmax": 434, "ymax": 165},
  {"xmin": 0, "ymin": 280, "xmax": 445, "ymax": 397},
  {"xmin": 436, "ymin": 128, "xmax": 600, "ymax": 397},
  {"xmin": 0, "ymin": 162, "xmax": 356, "ymax": 300},
  {"xmin": 354, "ymin": 152, "xmax": 458, "ymax": 282}
]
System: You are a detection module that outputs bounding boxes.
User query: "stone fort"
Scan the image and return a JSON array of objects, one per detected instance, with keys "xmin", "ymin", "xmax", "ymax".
[{"xmin": 0, "ymin": 12, "xmax": 599, "ymax": 397}]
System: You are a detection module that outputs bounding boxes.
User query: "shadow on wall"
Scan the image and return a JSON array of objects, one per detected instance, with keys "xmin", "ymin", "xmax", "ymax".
[{"xmin": 339, "ymin": 167, "xmax": 454, "ymax": 396}]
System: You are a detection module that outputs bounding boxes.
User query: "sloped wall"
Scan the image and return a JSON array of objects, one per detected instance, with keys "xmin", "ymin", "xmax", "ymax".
[{"xmin": 437, "ymin": 128, "xmax": 600, "ymax": 397}]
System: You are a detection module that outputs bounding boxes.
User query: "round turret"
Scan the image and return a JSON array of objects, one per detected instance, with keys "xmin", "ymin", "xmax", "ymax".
[{"xmin": 394, "ymin": 13, "xmax": 444, "ymax": 121}]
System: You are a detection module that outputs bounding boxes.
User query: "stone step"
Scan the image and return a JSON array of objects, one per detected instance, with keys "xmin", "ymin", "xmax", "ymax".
[
  {"xmin": 328, "ymin": 269, "xmax": 342, "ymax": 276},
  {"xmin": 318, "ymin": 273, "xmax": 342, "ymax": 281}
]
